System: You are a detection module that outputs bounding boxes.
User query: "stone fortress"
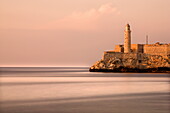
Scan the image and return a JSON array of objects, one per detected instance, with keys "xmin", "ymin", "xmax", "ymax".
[{"xmin": 90, "ymin": 24, "xmax": 170, "ymax": 72}]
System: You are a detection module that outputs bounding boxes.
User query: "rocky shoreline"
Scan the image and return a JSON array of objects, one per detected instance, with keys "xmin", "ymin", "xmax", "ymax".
[
  {"xmin": 89, "ymin": 54, "xmax": 170, "ymax": 73},
  {"xmin": 89, "ymin": 67, "xmax": 170, "ymax": 73}
]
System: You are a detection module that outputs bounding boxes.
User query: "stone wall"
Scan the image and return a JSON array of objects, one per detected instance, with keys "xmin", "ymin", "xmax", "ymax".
[
  {"xmin": 103, "ymin": 52, "xmax": 145, "ymax": 68},
  {"xmin": 131, "ymin": 44, "xmax": 144, "ymax": 53},
  {"xmin": 168, "ymin": 46, "xmax": 170, "ymax": 55},
  {"xmin": 103, "ymin": 52, "xmax": 123, "ymax": 61},
  {"xmin": 144, "ymin": 43, "xmax": 170, "ymax": 58},
  {"xmin": 90, "ymin": 52, "xmax": 170, "ymax": 70},
  {"xmin": 114, "ymin": 45, "xmax": 124, "ymax": 52},
  {"xmin": 91, "ymin": 52, "xmax": 140, "ymax": 69},
  {"xmin": 114, "ymin": 44, "xmax": 144, "ymax": 53}
]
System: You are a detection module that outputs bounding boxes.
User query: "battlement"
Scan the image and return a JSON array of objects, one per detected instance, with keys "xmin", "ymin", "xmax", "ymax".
[{"xmin": 145, "ymin": 42, "xmax": 170, "ymax": 47}]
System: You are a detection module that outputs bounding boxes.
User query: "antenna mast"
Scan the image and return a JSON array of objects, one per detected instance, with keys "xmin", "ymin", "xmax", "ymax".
[{"xmin": 146, "ymin": 35, "xmax": 148, "ymax": 44}]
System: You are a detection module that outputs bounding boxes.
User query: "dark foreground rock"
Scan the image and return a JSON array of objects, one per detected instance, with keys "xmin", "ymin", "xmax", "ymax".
[{"xmin": 89, "ymin": 67, "xmax": 170, "ymax": 73}]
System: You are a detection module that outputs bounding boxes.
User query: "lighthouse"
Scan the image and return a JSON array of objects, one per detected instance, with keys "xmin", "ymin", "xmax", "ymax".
[{"xmin": 124, "ymin": 24, "xmax": 131, "ymax": 53}]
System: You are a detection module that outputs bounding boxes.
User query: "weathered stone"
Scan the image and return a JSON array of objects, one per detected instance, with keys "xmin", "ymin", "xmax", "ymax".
[{"xmin": 90, "ymin": 52, "xmax": 169, "ymax": 70}]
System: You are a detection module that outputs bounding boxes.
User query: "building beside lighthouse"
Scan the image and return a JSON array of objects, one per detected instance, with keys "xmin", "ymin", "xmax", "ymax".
[{"xmin": 90, "ymin": 24, "xmax": 170, "ymax": 70}]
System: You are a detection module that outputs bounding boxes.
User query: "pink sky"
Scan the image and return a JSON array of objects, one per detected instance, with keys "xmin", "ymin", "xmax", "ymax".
[{"xmin": 0, "ymin": 0, "xmax": 170, "ymax": 67}]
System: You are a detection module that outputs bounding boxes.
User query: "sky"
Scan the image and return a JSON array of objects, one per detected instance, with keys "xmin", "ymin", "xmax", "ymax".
[{"xmin": 0, "ymin": 0, "xmax": 170, "ymax": 67}]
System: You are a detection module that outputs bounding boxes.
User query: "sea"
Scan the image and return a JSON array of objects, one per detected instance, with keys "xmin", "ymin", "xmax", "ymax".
[{"xmin": 0, "ymin": 67, "xmax": 170, "ymax": 113}]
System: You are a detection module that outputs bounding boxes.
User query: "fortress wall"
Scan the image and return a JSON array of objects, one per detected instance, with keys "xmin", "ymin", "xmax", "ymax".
[
  {"xmin": 114, "ymin": 44, "xmax": 144, "ymax": 53},
  {"xmin": 168, "ymin": 46, "xmax": 170, "ymax": 55},
  {"xmin": 144, "ymin": 44, "xmax": 169, "ymax": 58},
  {"xmin": 131, "ymin": 44, "xmax": 144, "ymax": 53},
  {"xmin": 114, "ymin": 45, "xmax": 124, "ymax": 52},
  {"xmin": 131, "ymin": 44, "xmax": 138, "ymax": 53},
  {"xmin": 104, "ymin": 52, "xmax": 139, "ymax": 61},
  {"xmin": 103, "ymin": 51, "xmax": 169, "ymax": 68},
  {"xmin": 138, "ymin": 44, "xmax": 144, "ymax": 53},
  {"xmin": 123, "ymin": 53, "xmax": 137, "ymax": 58},
  {"xmin": 91, "ymin": 50, "xmax": 170, "ymax": 70},
  {"xmin": 103, "ymin": 52, "xmax": 139, "ymax": 62},
  {"xmin": 103, "ymin": 52, "xmax": 141, "ymax": 68},
  {"xmin": 103, "ymin": 52, "xmax": 123, "ymax": 61}
]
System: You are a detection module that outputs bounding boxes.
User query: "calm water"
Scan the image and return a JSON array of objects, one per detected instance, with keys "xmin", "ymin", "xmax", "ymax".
[{"xmin": 0, "ymin": 67, "xmax": 170, "ymax": 113}]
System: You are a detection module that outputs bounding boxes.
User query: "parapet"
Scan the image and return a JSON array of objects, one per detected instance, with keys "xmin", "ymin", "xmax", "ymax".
[
  {"xmin": 145, "ymin": 42, "xmax": 170, "ymax": 47},
  {"xmin": 144, "ymin": 43, "xmax": 170, "ymax": 58}
]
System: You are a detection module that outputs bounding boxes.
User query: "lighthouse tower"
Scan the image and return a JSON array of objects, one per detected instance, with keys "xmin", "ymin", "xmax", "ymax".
[{"xmin": 124, "ymin": 24, "xmax": 131, "ymax": 53}]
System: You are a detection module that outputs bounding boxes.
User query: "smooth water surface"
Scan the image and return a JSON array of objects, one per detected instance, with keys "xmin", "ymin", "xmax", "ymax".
[{"xmin": 0, "ymin": 67, "xmax": 170, "ymax": 113}]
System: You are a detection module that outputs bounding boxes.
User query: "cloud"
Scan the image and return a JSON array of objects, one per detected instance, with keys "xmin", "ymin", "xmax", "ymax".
[
  {"xmin": 98, "ymin": 3, "xmax": 117, "ymax": 14},
  {"xmin": 38, "ymin": 3, "xmax": 120, "ymax": 30}
]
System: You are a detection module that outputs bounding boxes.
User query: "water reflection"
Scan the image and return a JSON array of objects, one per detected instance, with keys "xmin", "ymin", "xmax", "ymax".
[{"xmin": 0, "ymin": 67, "xmax": 170, "ymax": 113}]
